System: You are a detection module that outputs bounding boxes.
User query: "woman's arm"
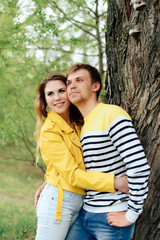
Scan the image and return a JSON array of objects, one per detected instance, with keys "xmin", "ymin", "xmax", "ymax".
[
  {"xmin": 40, "ymin": 129, "xmax": 128, "ymax": 193},
  {"xmin": 34, "ymin": 176, "xmax": 129, "ymax": 208}
]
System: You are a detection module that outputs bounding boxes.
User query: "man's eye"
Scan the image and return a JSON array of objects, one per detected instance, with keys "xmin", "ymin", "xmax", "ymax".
[{"xmin": 67, "ymin": 81, "xmax": 71, "ymax": 85}]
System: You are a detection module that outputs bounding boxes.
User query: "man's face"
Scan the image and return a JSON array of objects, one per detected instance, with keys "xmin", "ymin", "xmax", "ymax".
[{"xmin": 66, "ymin": 69, "xmax": 95, "ymax": 105}]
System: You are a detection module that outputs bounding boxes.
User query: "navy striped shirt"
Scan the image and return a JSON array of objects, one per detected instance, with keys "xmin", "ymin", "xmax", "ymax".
[{"xmin": 80, "ymin": 103, "xmax": 150, "ymax": 223}]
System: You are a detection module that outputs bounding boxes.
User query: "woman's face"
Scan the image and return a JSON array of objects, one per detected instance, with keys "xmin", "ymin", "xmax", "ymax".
[{"xmin": 45, "ymin": 80, "xmax": 70, "ymax": 118}]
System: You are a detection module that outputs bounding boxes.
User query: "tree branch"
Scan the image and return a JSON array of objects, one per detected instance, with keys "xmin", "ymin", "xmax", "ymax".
[
  {"xmin": 50, "ymin": 1, "xmax": 97, "ymax": 40},
  {"xmin": 61, "ymin": 49, "xmax": 99, "ymax": 57},
  {"xmin": 99, "ymin": 11, "xmax": 107, "ymax": 18},
  {"xmin": 35, "ymin": 45, "xmax": 99, "ymax": 57}
]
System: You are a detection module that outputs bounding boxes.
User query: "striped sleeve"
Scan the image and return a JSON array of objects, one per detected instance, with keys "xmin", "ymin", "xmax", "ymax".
[{"xmin": 108, "ymin": 116, "xmax": 150, "ymax": 223}]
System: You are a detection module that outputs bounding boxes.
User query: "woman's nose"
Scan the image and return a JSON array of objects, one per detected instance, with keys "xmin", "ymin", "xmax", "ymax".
[{"xmin": 54, "ymin": 93, "xmax": 60, "ymax": 100}]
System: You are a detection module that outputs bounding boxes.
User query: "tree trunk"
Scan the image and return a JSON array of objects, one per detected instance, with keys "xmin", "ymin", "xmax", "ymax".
[
  {"xmin": 95, "ymin": 0, "xmax": 104, "ymax": 80},
  {"xmin": 105, "ymin": 0, "xmax": 160, "ymax": 239}
]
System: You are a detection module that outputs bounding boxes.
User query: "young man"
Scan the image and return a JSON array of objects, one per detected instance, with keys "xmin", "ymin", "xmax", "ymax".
[{"xmin": 65, "ymin": 63, "xmax": 150, "ymax": 240}]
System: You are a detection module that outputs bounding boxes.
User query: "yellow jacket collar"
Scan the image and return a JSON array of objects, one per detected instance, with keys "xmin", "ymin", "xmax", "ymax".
[{"xmin": 47, "ymin": 110, "xmax": 74, "ymax": 133}]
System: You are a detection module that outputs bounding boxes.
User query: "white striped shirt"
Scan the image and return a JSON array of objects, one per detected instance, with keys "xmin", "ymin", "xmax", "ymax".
[{"xmin": 80, "ymin": 103, "xmax": 150, "ymax": 223}]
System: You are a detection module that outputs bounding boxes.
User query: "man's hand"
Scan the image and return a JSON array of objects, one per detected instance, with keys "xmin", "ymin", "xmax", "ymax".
[
  {"xmin": 107, "ymin": 212, "xmax": 132, "ymax": 227},
  {"xmin": 34, "ymin": 182, "xmax": 47, "ymax": 208},
  {"xmin": 114, "ymin": 176, "xmax": 129, "ymax": 194}
]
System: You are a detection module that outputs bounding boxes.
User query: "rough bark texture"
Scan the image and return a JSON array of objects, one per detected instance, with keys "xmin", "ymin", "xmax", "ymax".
[{"xmin": 105, "ymin": 0, "xmax": 160, "ymax": 239}]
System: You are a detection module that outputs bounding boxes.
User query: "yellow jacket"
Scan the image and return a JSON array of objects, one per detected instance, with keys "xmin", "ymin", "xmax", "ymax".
[{"xmin": 40, "ymin": 110, "xmax": 115, "ymax": 221}]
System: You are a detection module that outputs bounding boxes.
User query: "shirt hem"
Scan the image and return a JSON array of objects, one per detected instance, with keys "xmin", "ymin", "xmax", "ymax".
[{"xmin": 83, "ymin": 202, "xmax": 128, "ymax": 213}]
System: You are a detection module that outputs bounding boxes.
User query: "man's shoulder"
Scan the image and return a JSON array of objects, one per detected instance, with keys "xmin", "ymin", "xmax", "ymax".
[
  {"xmin": 98, "ymin": 103, "xmax": 129, "ymax": 115},
  {"xmin": 99, "ymin": 103, "xmax": 124, "ymax": 111}
]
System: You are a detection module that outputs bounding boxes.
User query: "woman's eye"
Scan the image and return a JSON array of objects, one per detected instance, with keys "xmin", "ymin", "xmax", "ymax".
[
  {"xmin": 59, "ymin": 89, "xmax": 65, "ymax": 93},
  {"xmin": 48, "ymin": 92, "xmax": 53, "ymax": 96}
]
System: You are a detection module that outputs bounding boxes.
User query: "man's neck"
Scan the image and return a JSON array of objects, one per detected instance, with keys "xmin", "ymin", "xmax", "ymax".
[{"xmin": 76, "ymin": 99, "xmax": 99, "ymax": 118}]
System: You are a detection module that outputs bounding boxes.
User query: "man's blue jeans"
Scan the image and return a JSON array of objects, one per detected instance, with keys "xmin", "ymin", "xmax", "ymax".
[{"xmin": 65, "ymin": 209, "xmax": 135, "ymax": 240}]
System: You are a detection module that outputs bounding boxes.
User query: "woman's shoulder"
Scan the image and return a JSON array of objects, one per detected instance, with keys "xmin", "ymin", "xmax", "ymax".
[{"xmin": 41, "ymin": 117, "xmax": 57, "ymax": 135}]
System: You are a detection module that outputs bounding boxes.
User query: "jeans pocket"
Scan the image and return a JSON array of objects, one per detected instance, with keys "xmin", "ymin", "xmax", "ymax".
[
  {"xmin": 63, "ymin": 190, "xmax": 75, "ymax": 201},
  {"xmin": 43, "ymin": 184, "xmax": 58, "ymax": 200},
  {"xmin": 105, "ymin": 212, "xmax": 111, "ymax": 226},
  {"xmin": 36, "ymin": 185, "xmax": 58, "ymax": 217}
]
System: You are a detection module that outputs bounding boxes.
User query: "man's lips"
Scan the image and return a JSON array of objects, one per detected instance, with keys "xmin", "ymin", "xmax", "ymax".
[{"xmin": 69, "ymin": 91, "xmax": 79, "ymax": 96}]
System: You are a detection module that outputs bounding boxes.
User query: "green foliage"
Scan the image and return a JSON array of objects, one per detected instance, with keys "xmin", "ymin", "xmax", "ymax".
[
  {"xmin": 0, "ymin": 151, "xmax": 44, "ymax": 240},
  {"xmin": 0, "ymin": 1, "xmax": 107, "ymax": 235},
  {"xmin": 0, "ymin": 0, "xmax": 107, "ymax": 166},
  {"xmin": 0, "ymin": 200, "xmax": 36, "ymax": 240}
]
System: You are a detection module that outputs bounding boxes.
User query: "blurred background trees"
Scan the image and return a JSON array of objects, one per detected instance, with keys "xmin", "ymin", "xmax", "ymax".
[
  {"xmin": 0, "ymin": 0, "xmax": 107, "ymax": 165},
  {"xmin": 0, "ymin": 1, "xmax": 159, "ymax": 238}
]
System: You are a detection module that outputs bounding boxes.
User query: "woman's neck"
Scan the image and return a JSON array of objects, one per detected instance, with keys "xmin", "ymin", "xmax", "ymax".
[
  {"xmin": 58, "ymin": 109, "xmax": 71, "ymax": 125},
  {"xmin": 57, "ymin": 109, "xmax": 75, "ymax": 130}
]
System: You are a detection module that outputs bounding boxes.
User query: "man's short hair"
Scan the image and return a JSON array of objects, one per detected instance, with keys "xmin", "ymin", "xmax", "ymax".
[{"xmin": 66, "ymin": 63, "xmax": 102, "ymax": 98}]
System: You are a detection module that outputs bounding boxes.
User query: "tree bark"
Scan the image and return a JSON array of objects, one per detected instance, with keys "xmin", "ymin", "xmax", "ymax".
[
  {"xmin": 105, "ymin": 0, "xmax": 160, "ymax": 239},
  {"xmin": 95, "ymin": 0, "xmax": 104, "ymax": 79}
]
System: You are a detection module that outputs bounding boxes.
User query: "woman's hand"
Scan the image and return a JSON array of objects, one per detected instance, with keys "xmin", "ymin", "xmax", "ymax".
[
  {"xmin": 34, "ymin": 182, "xmax": 47, "ymax": 208},
  {"xmin": 107, "ymin": 212, "xmax": 132, "ymax": 227},
  {"xmin": 114, "ymin": 176, "xmax": 129, "ymax": 194}
]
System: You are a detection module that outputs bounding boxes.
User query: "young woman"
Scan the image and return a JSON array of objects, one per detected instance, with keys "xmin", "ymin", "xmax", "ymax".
[{"xmin": 34, "ymin": 73, "xmax": 128, "ymax": 240}]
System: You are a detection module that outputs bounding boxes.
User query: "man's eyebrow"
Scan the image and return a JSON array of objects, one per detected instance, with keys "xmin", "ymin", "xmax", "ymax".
[{"xmin": 67, "ymin": 77, "xmax": 82, "ymax": 81}]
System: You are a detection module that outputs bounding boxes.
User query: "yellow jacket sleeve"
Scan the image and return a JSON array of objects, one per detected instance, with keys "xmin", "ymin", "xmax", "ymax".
[{"xmin": 41, "ymin": 128, "xmax": 116, "ymax": 193}]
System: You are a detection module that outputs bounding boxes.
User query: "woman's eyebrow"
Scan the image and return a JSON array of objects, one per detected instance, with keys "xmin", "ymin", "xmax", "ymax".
[
  {"xmin": 46, "ymin": 87, "xmax": 66, "ymax": 93},
  {"xmin": 46, "ymin": 90, "xmax": 53, "ymax": 93}
]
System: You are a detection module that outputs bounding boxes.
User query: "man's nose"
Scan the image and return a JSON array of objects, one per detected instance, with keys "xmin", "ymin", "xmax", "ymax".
[{"xmin": 70, "ymin": 81, "xmax": 77, "ymax": 89}]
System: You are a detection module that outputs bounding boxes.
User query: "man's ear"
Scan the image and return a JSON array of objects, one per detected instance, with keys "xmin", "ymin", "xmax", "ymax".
[{"xmin": 92, "ymin": 82, "xmax": 101, "ymax": 92}]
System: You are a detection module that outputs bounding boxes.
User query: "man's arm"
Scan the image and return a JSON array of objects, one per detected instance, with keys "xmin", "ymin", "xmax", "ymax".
[
  {"xmin": 107, "ymin": 212, "xmax": 132, "ymax": 227},
  {"xmin": 108, "ymin": 114, "xmax": 150, "ymax": 225}
]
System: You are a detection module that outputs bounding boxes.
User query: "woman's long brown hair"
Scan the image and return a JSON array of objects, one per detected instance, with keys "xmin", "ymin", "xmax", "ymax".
[{"xmin": 34, "ymin": 73, "xmax": 83, "ymax": 163}]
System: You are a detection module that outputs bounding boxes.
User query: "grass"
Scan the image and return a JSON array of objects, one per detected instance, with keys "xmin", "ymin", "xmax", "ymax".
[{"xmin": 0, "ymin": 148, "xmax": 44, "ymax": 240}]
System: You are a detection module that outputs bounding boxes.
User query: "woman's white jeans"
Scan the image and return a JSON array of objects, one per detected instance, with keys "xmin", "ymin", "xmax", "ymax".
[{"xmin": 35, "ymin": 183, "xmax": 84, "ymax": 240}]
